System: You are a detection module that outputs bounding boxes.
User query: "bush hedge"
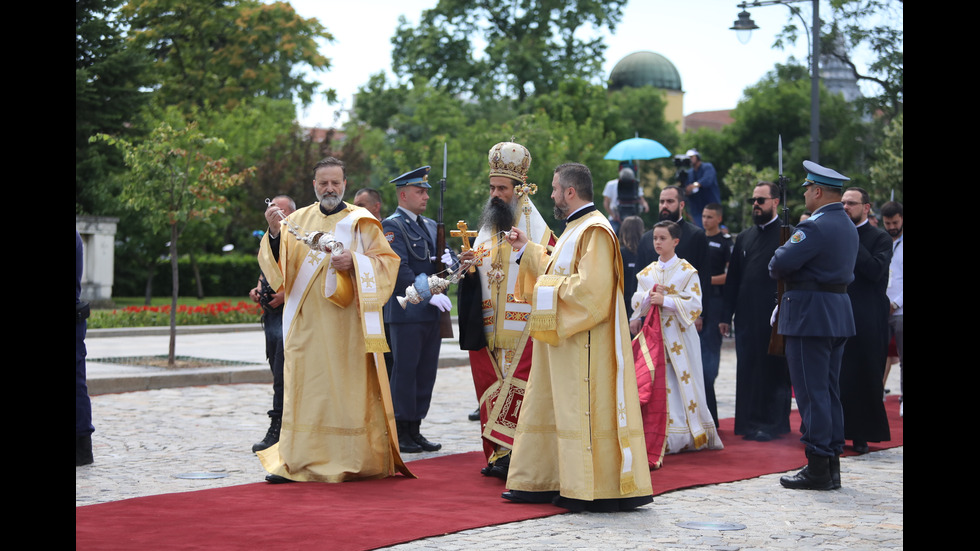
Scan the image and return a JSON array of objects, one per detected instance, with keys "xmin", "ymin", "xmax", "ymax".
[{"xmin": 113, "ymin": 253, "xmax": 261, "ymax": 298}]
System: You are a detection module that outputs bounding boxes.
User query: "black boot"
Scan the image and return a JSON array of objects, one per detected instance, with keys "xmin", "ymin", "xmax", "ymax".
[
  {"xmin": 252, "ymin": 417, "xmax": 282, "ymax": 453},
  {"xmin": 481, "ymin": 451, "xmax": 510, "ymax": 480},
  {"xmin": 780, "ymin": 450, "xmax": 834, "ymax": 490},
  {"xmin": 397, "ymin": 421, "xmax": 422, "ymax": 453},
  {"xmin": 411, "ymin": 420, "xmax": 442, "ymax": 452},
  {"xmin": 76, "ymin": 434, "xmax": 93, "ymax": 466}
]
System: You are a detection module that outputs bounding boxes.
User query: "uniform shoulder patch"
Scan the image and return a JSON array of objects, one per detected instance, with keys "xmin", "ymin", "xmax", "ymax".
[
  {"xmin": 385, "ymin": 231, "xmax": 395, "ymax": 243},
  {"xmin": 790, "ymin": 230, "xmax": 806, "ymax": 243}
]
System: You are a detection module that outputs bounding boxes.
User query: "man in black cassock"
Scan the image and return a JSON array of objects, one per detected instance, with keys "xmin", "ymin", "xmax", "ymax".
[
  {"xmin": 720, "ymin": 182, "xmax": 792, "ymax": 442},
  {"xmin": 839, "ymin": 187, "xmax": 892, "ymax": 453},
  {"xmin": 638, "ymin": 185, "xmax": 708, "ymax": 282}
]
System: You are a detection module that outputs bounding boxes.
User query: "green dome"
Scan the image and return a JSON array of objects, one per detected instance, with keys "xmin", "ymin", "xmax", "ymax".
[{"xmin": 608, "ymin": 51, "xmax": 682, "ymax": 92}]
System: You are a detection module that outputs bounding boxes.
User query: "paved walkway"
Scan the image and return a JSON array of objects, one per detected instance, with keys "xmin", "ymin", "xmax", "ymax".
[{"xmin": 77, "ymin": 324, "xmax": 903, "ymax": 549}]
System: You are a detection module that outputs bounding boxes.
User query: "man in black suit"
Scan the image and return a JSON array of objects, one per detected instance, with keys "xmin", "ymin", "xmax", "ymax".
[{"xmin": 839, "ymin": 187, "xmax": 892, "ymax": 454}]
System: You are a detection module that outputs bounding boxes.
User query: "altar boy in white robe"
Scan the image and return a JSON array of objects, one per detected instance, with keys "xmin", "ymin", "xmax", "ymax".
[{"xmin": 629, "ymin": 221, "xmax": 723, "ymax": 457}]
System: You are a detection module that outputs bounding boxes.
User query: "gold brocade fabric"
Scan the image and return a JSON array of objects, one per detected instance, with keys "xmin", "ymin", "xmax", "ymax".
[
  {"xmin": 256, "ymin": 203, "xmax": 413, "ymax": 482},
  {"xmin": 507, "ymin": 211, "xmax": 652, "ymax": 501}
]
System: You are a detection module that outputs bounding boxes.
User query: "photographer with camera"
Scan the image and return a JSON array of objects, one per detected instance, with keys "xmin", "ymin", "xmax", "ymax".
[
  {"xmin": 602, "ymin": 163, "xmax": 649, "ymax": 233},
  {"xmin": 680, "ymin": 149, "xmax": 720, "ymax": 229},
  {"xmin": 249, "ymin": 194, "xmax": 296, "ymax": 453}
]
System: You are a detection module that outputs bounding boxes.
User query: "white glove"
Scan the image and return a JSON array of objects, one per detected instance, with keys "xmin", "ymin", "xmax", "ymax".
[
  {"xmin": 770, "ymin": 304, "xmax": 779, "ymax": 327},
  {"xmin": 441, "ymin": 248, "xmax": 454, "ymax": 267},
  {"xmin": 430, "ymin": 293, "xmax": 452, "ymax": 312}
]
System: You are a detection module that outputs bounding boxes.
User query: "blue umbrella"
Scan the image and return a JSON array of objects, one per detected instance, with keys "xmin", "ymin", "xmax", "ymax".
[{"xmin": 604, "ymin": 137, "xmax": 671, "ymax": 161}]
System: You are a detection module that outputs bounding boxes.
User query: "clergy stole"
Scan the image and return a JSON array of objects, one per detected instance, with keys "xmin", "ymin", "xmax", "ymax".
[
  {"xmin": 631, "ymin": 290, "xmax": 669, "ymax": 469},
  {"xmin": 279, "ymin": 209, "xmax": 389, "ymax": 354}
]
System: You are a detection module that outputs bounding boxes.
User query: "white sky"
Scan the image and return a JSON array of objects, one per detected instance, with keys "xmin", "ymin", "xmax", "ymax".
[{"xmin": 288, "ymin": 0, "xmax": 868, "ymax": 128}]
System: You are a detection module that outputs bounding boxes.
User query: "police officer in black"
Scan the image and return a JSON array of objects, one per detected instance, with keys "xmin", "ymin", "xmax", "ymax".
[
  {"xmin": 769, "ymin": 161, "xmax": 859, "ymax": 490},
  {"xmin": 383, "ymin": 166, "xmax": 452, "ymax": 453}
]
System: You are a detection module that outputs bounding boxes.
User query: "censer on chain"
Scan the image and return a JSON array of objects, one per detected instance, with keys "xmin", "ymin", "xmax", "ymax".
[{"xmin": 266, "ymin": 198, "xmax": 345, "ymax": 256}]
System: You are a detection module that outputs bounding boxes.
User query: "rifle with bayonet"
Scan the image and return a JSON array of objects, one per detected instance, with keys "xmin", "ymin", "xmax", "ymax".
[
  {"xmin": 768, "ymin": 135, "xmax": 791, "ymax": 357},
  {"xmin": 436, "ymin": 142, "xmax": 454, "ymax": 338}
]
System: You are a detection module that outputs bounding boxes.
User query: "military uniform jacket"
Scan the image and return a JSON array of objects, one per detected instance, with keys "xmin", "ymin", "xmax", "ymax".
[
  {"xmin": 768, "ymin": 202, "xmax": 858, "ymax": 338},
  {"xmin": 382, "ymin": 207, "xmax": 441, "ymax": 324}
]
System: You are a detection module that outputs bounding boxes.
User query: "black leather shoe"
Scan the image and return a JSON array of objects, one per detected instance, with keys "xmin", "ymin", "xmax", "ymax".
[
  {"xmin": 851, "ymin": 441, "xmax": 869, "ymax": 454},
  {"xmin": 780, "ymin": 453, "xmax": 834, "ymax": 490},
  {"xmin": 265, "ymin": 474, "xmax": 293, "ymax": 484},
  {"xmin": 398, "ymin": 432, "xmax": 423, "ymax": 453},
  {"xmin": 468, "ymin": 409, "xmax": 481, "ymax": 421},
  {"xmin": 830, "ymin": 454, "xmax": 841, "ymax": 489},
  {"xmin": 252, "ymin": 417, "xmax": 281, "ymax": 453},
  {"xmin": 413, "ymin": 432, "xmax": 442, "ymax": 452},
  {"xmin": 501, "ymin": 490, "xmax": 559, "ymax": 504},
  {"xmin": 396, "ymin": 421, "xmax": 423, "ymax": 453},
  {"xmin": 481, "ymin": 453, "xmax": 510, "ymax": 480},
  {"xmin": 743, "ymin": 430, "xmax": 773, "ymax": 442}
]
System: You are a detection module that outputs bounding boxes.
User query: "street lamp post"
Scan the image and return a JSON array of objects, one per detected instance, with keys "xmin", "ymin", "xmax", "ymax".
[{"xmin": 731, "ymin": 0, "xmax": 821, "ymax": 162}]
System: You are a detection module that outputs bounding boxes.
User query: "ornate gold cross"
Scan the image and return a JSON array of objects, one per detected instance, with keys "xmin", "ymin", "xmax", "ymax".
[
  {"xmin": 450, "ymin": 220, "xmax": 480, "ymax": 273},
  {"xmin": 450, "ymin": 220, "xmax": 479, "ymax": 251}
]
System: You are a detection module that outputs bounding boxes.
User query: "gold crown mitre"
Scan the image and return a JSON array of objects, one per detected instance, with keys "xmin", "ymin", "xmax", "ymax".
[{"xmin": 488, "ymin": 141, "xmax": 531, "ymax": 183}]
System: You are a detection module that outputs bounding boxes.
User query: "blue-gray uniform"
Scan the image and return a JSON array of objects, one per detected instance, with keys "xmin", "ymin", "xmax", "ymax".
[
  {"xmin": 769, "ymin": 161, "xmax": 858, "ymax": 490},
  {"xmin": 382, "ymin": 165, "xmax": 445, "ymax": 453}
]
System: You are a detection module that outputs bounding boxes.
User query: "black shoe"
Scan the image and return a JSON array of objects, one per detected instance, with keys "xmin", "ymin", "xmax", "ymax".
[
  {"xmin": 481, "ymin": 453, "xmax": 510, "ymax": 480},
  {"xmin": 780, "ymin": 452, "xmax": 834, "ymax": 490},
  {"xmin": 265, "ymin": 474, "xmax": 293, "ymax": 484},
  {"xmin": 252, "ymin": 417, "xmax": 282, "ymax": 453},
  {"xmin": 830, "ymin": 454, "xmax": 841, "ymax": 489},
  {"xmin": 412, "ymin": 432, "xmax": 442, "ymax": 452},
  {"xmin": 396, "ymin": 421, "xmax": 422, "ymax": 453},
  {"xmin": 409, "ymin": 420, "xmax": 441, "ymax": 451},
  {"xmin": 76, "ymin": 434, "xmax": 93, "ymax": 466},
  {"xmin": 468, "ymin": 409, "xmax": 481, "ymax": 421},
  {"xmin": 743, "ymin": 429, "xmax": 773, "ymax": 442},
  {"xmin": 851, "ymin": 441, "xmax": 869, "ymax": 454},
  {"xmin": 501, "ymin": 490, "xmax": 559, "ymax": 504}
]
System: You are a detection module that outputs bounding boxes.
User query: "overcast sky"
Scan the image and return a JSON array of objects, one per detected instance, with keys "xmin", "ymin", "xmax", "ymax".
[{"xmin": 288, "ymin": 0, "xmax": 874, "ymax": 128}]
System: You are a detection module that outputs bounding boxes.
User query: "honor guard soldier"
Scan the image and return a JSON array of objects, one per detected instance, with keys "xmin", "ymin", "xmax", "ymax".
[
  {"xmin": 383, "ymin": 166, "xmax": 451, "ymax": 454},
  {"xmin": 769, "ymin": 161, "xmax": 859, "ymax": 490}
]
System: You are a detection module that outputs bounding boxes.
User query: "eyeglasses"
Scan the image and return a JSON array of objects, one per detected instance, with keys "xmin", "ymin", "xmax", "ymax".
[{"xmin": 750, "ymin": 197, "xmax": 773, "ymax": 205}]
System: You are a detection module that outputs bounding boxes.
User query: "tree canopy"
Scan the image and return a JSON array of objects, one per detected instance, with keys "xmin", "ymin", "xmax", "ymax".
[
  {"xmin": 391, "ymin": 0, "xmax": 627, "ymax": 102},
  {"xmin": 121, "ymin": 0, "xmax": 335, "ymax": 111}
]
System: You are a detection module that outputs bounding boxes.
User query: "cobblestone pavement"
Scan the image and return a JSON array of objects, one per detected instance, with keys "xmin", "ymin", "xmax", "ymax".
[{"xmin": 77, "ymin": 329, "xmax": 903, "ymax": 549}]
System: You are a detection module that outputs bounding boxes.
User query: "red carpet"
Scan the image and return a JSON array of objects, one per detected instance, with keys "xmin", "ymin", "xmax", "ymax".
[{"xmin": 76, "ymin": 396, "xmax": 902, "ymax": 550}]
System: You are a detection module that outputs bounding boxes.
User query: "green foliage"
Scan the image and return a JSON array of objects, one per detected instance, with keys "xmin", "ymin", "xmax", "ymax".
[
  {"xmin": 121, "ymin": 0, "xmax": 334, "ymax": 111},
  {"xmin": 869, "ymin": 113, "xmax": 902, "ymax": 203},
  {"xmin": 76, "ymin": 0, "xmax": 150, "ymax": 215},
  {"xmin": 348, "ymin": 75, "xmax": 679, "ymax": 235},
  {"xmin": 391, "ymin": 0, "xmax": 627, "ymax": 101},
  {"xmin": 773, "ymin": 0, "xmax": 903, "ymax": 122},
  {"xmin": 113, "ymin": 253, "xmax": 263, "ymax": 298}
]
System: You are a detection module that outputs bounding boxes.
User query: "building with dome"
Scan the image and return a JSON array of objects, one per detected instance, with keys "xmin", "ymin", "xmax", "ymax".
[{"xmin": 608, "ymin": 51, "xmax": 685, "ymax": 131}]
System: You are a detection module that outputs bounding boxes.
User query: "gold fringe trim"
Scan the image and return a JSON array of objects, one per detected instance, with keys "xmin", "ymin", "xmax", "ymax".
[{"xmin": 527, "ymin": 312, "xmax": 557, "ymax": 332}]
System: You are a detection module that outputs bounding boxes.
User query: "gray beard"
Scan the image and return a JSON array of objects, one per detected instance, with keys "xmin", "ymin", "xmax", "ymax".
[
  {"xmin": 479, "ymin": 196, "xmax": 517, "ymax": 232},
  {"xmin": 318, "ymin": 194, "xmax": 342, "ymax": 211}
]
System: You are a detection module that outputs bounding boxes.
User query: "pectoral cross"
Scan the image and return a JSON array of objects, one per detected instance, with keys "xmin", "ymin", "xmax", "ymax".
[{"xmin": 451, "ymin": 220, "xmax": 480, "ymax": 273}]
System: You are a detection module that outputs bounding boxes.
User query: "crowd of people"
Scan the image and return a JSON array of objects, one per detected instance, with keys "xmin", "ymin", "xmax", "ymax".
[{"xmin": 232, "ymin": 142, "xmax": 901, "ymax": 509}]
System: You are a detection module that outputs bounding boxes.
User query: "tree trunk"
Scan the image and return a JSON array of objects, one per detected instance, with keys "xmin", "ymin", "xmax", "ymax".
[
  {"xmin": 169, "ymin": 223, "xmax": 179, "ymax": 368},
  {"xmin": 191, "ymin": 251, "xmax": 205, "ymax": 299}
]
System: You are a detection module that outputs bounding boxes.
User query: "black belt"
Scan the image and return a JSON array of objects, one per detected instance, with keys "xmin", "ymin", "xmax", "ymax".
[{"xmin": 784, "ymin": 281, "xmax": 847, "ymax": 293}]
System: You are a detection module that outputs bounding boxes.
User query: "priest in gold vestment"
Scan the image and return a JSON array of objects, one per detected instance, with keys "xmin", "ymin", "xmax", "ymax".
[
  {"xmin": 502, "ymin": 163, "xmax": 653, "ymax": 512},
  {"xmin": 456, "ymin": 141, "xmax": 555, "ymax": 480},
  {"xmin": 256, "ymin": 157, "xmax": 413, "ymax": 483}
]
